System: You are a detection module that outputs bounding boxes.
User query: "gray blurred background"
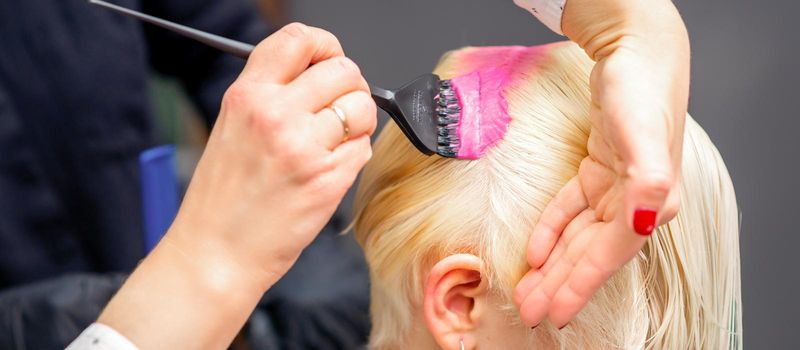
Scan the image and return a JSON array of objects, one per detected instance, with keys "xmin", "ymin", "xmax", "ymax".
[{"xmin": 283, "ymin": 0, "xmax": 799, "ymax": 347}]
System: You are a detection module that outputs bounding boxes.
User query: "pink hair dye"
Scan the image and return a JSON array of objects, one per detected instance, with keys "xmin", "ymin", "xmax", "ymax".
[{"xmin": 449, "ymin": 45, "xmax": 553, "ymax": 159}]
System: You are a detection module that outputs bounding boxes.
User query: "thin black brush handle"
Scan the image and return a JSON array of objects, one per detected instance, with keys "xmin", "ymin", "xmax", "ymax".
[
  {"xmin": 370, "ymin": 85, "xmax": 395, "ymax": 111},
  {"xmin": 89, "ymin": 0, "xmax": 254, "ymax": 59},
  {"xmin": 370, "ymin": 84, "xmax": 409, "ymax": 139},
  {"xmin": 89, "ymin": 1, "xmax": 400, "ymax": 123}
]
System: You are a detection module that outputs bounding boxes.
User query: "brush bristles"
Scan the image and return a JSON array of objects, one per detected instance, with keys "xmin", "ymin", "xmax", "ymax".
[{"xmin": 435, "ymin": 79, "xmax": 460, "ymax": 158}]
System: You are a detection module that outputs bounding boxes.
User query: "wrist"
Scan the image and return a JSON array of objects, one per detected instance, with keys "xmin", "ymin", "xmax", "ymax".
[
  {"xmin": 162, "ymin": 221, "xmax": 292, "ymax": 293},
  {"xmin": 562, "ymin": 0, "xmax": 688, "ymax": 60},
  {"xmin": 98, "ymin": 232, "xmax": 274, "ymax": 349}
]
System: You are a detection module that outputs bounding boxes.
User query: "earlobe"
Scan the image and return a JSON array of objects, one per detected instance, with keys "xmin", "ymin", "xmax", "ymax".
[{"xmin": 423, "ymin": 254, "xmax": 486, "ymax": 350}]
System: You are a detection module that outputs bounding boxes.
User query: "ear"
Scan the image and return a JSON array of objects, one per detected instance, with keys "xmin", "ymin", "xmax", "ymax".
[{"xmin": 423, "ymin": 254, "xmax": 487, "ymax": 350}]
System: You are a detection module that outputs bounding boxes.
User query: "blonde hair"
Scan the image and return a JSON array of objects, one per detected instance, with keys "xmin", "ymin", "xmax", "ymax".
[{"xmin": 353, "ymin": 42, "xmax": 742, "ymax": 349}]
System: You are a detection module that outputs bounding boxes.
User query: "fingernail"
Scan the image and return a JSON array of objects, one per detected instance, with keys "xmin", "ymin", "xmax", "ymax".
[{"xmin": 633, "ymin": 208, "xmax": 657, "ymax": 235}]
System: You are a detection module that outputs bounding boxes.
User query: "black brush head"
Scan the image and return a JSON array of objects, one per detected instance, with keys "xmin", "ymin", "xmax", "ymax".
[
  {"xmin": 376, "ymin": 74, "xmax": 461, "ymax": 158},
  {"xmin": 435, "ymin": 80, "xmax": 461, "ymax": 157}
]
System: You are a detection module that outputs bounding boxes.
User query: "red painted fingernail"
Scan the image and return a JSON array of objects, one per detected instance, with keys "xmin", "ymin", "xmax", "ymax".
[{"xmin": 633, "ymin": 208, "xmax": 657, "ymax": 235}]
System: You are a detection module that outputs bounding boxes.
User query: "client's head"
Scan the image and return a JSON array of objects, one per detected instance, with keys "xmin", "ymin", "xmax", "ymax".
[{"xmin": 354, "ymin": 42, "xmax": 741, "ymax": 349}]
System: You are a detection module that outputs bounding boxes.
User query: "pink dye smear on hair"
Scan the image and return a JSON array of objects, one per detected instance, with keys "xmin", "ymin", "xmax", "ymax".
[{"xmin": 450, "ymin": 45, "xmax": 553, "ymax": 159}]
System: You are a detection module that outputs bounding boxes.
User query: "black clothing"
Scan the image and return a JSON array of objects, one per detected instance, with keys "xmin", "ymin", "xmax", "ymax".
[
  {"xmin": 0, "ymin": 222, "xmax": 371, "ymax": 349},
  {"xmin": 0, "ymin": 0, "xmax": 267, "ymax": 287}
]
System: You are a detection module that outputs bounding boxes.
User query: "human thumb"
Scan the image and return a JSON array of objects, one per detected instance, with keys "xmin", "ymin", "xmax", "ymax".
[{"xmin": 622, "ymin": 128, "xmax": 678, "ymax": 235}]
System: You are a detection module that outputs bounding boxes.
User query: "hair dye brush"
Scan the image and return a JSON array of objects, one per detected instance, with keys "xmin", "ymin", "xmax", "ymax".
[{"xmin": 88, "ymin": 0, "xmax": 462, "ymax": 158}]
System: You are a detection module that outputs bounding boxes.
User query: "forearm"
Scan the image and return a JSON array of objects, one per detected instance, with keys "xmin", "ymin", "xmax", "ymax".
[
  {"xmin": 562, "ymin": 0, "xmax": 690, "ymax": 127},
  {"xmin": 562, "ymin": 0, "xmax": 689, "ymax": 60},
  {"xmin": 97, "ymin": 230, "xmax": 278, "ymax": 349}
]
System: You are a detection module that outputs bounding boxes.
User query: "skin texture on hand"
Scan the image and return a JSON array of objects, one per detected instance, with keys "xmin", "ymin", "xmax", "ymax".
[
  {"xmin": 97, "ymin": 22, "xmax": 377, "ymax": 349},
  {"xmin": 514, "ymin": 0, "xmax": 689, "ymax": 328}
]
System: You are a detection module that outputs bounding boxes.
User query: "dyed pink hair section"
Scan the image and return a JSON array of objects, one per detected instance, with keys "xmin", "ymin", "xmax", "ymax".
[{"xmin": 449, "ymin": 45, "xmax": 554, "ymax": 159}]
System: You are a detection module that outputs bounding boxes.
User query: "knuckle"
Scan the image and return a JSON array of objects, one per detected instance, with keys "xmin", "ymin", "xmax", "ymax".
[
  {"xmin": 222, "ymin": 82, "xmax": 255, "ymax": 111},
  {"xmin": 330, "ymin": 56, "xmax": 361, "ymax": 79},
  {"xmin": 661, "ymin": 194, "xmax": 681, "ymax": 221},
  {"xmin": 248, "ymin": 92, "xmax": 286, "ymax": 125},
  {"xmin": 300, "ymin": 160, "xmax": 336, "ymax": 189},
  {"xmin": 362, "ymin": 142, "xmax": 373, "ymax": 163},
  {"xmin": 273, "ymin": 23, "xmax": 313, "ymax": 56},
  {"xmin": 321, "ymin": 30, "xmax": 342, "ymax": 49},
  {"xmin": 368, "ymin": 115, "xmax": 378, "ymax": 134},
  {"xmin": 282, "ymin": 143, "xmax": 304, "ymax": 161},
  {"xmin": 513, "ymin": 288, "xmax": 525, "ymax": 307},
  {"xmin": 317, "ymin": 155, "xmax": 338, "ymax": 175},
  {"xmin": 223, "ymin": 82, "xmax": 247, "ymax": 104},
  {"xmin": 252, "ymin": 106, "xmax": 282, "ymax": 125},
  {"xmin": 661, "ymin": 207, "xmax": 679, "ymax": 223},
  {"xmin": 639, "ymin": 172, "xmax": 674, "ymax": 197},
  {"xmin": 280, "ymin": 22, "xmax": 310, "ymax": 39},
  {"xmin": 629, "ymin": 163, "xmax": 675, "ymax": 198},
  {"xmin": 367, "ymin": 112, "xmax": 378, "ymax": 134},
  {"xmin": 352, "ymin": 91, "xmax": 377, "ymax": 115},
  {"xmin": 276, "ymin": 138, "xmax": 310, "ymax": 170}
]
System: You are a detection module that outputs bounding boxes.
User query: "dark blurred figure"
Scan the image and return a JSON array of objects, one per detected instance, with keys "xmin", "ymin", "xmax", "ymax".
[
  {"xmin": 0, "ymin": 0, "xmax": 267, "ymax": 287},
  {"xmin": 0, "ymin": 0, "xmax": 369, "ymax": 348}
]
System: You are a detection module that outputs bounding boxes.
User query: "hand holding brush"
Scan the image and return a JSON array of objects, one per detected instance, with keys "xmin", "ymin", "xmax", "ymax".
[
  {"xmin": 93, "ymin": 20, "xmax": 377, "ymax": 349},
  {"xmin": 88, "ymin": 0, "xmax": 465, "ymax": 159}
]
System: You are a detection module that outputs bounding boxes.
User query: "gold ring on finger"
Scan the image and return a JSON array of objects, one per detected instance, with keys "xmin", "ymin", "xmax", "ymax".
[{"xmin": 330, "ymin": 105, "xmax": 350, "ymax": 143}]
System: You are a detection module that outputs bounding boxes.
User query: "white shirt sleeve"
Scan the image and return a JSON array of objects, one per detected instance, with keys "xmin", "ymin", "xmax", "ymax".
[
  {"xmin": 66, "ymin": 323, "xmax": 139, "ymax": 350},
  {"xmin": 513, "ymin": 0, "xmax": 567, "ymax": 35}
]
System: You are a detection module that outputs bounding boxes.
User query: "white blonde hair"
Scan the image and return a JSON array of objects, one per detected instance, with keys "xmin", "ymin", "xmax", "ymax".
[{"xmin": 353, "ymin": 42, "xmax": 742, "ymax": 349}]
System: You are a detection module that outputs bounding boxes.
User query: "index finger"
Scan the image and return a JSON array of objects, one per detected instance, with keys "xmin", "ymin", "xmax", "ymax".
[
  {"xmin": 241, "ymin": 23, "xmax": 344, "ymax": 84},
  {"xmin": 547, "ymin": 220, "xmax": 647, "ymax": 327},
  {"xmin": 528, "ymin": 177, "xmax": 588, "ymax": 268}
]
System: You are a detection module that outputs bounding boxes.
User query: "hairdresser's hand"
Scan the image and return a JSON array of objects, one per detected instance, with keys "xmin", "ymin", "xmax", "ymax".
[
  {"xmin": 514, "ymin": 0, "xmax": 688, "ymax": 328},
  {"xmin": 98, "ymin": 23, "xmax": 377, "ymax": 349},
  {"xmin": 169, "ymin": 22, "xmax": 377, "ymax": 282}
]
